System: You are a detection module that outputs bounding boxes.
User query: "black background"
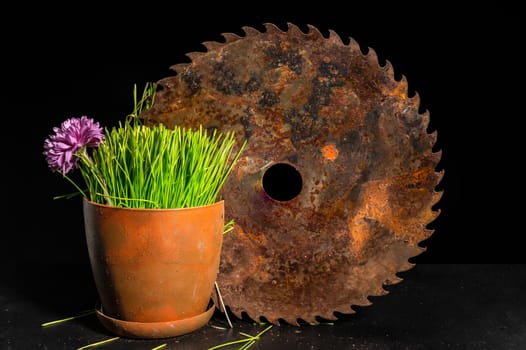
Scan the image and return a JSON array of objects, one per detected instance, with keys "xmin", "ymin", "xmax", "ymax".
[{"xmin": 4, "ymin": 2, "xmax": 521, "ymax": 265}]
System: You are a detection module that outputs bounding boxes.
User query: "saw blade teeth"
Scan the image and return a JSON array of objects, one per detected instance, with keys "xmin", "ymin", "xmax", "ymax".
[
  {"xmin": 243, "ymin": 309, "xmax": 278, "ymax": 325},
  {"xmin": 398, "ymin": 73, "xmax": 409, "ymax": 86},
  {"xmin": 431, "ymin": 191, "xmax": 444, "ymax": 206},
  {"xmin": 263, "ymin": 22, "xmax": 282, "ymax": 34},
  {"xmin": 410, "ymin": 91, "xmax": 421, "ymax": 108},
  {"xmin": 396, "ymin": 74, "xmax": 409, "ymax": 95},
  {"xmin": 157, "ymin": 76, "xmax": 177, "ymax": 89},
  {"xmin": 430, "ymin": 149, "xmax": 442, "ymax": 164},
  {"xmin": 286, "ymin": 22, "xmax": 305, "ymax": 36},
  {"xmin": 300, "ymin": 316, "xmax": 317, "ymax": 325},
  {"xmin": 431, "ymin": 191, "xmax": 444, "ymax": 205},
  {"xmin": 334, "ymin": 305, "xmax": 355, "ymax": 314},
  {"xmin": 240, "ymin": 310, "xmax": 255, "ymax": 322},
  {"xmin": 365, "ymin": 46, "xmax": 380, "ymax": 66},
  {"xmin": 354, "ymin": 297, "xmax": 373, "ymax": 306},
  {"xmin": 186, "ymin": 51, "xmax": 205, "ymax": 62},
  {"xmin": 306, "ymin": 23, "xmax": 324, "ymax": 39},
  {"xmin": 382, "ymin": 59, "xmax": 395, "ymax": 79},
  {"xmin": 420, "ymin": 110, "xmax": 431, "ymax": 130},
  {"xmin": 348, "ymin": 36, "xmax": 361, "ymax": 51},
  {"xmin": 400, "ymin": 261, "xmax": 416, "ymax": 272},
  {"xmin": 221, "ymin": 32, "xmax": 241, "ymax": 43},
  {"xmin": 241, "ymin": 25, "xmax": 261, "ymax": 37},
  {"xmin": 415, "ymin": 246, "xmax": 428, "ymax": 255},
  {"xmin": 201, "ymin": 40, "xmax": 222, "ymax": 51},
  {"xmin": 393, "ymin": 74, "xmax": 409, "ymax": 97},
  {"xmin": 170, "ymin": 63, "xmax": 189, "ymax": 75},
  {"xmin": 231, "ymin": 309, "xmax": 245, "ymax": 321},
  {"xmin": 435, "ymin": 169, "xmax": 445, "ymax": 184},
  {"xmin": 430, "ymin": 208, "xmax": 441, "ymax": 221},
  {"xmin": 265, "ymin": 316, "xmax": 281, "ymax": 326},
  {"xmin": 384, "ymin": 275, "xmax": 403, "ymax": 285},
  {"xmin": 284, "ymin": 317, "xmax": 300, "ymax": 326},
  {"xmin": 427, "ymin": 129, "xmax": 437, "ymax": 145},
  {"xmin": 328, "ymin": 29, "xmax": 344, "ymax": 45},
  {"xmin": 318, "ymin": 312, "xmax": 338, "ymax": 321},
  {"xmin": 424, "ymin": 228, "xmax": 435, "ymax": 236}
]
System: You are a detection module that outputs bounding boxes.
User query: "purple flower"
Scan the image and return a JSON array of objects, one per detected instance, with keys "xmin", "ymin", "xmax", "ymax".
[{"xmin": 43, "ymin": 116, "xmax": 105, "ymax": 174}]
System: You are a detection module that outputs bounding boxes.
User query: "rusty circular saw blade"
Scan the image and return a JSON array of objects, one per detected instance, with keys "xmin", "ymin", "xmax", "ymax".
[{"xmin": 142, "ymin": 23, "xmax": 443, "ymax": 326}]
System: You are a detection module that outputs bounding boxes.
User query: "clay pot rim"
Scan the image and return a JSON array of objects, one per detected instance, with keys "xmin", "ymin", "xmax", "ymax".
[{"xmin": 83, "ymin": 198, "xmax": 224, "ymax": 213}]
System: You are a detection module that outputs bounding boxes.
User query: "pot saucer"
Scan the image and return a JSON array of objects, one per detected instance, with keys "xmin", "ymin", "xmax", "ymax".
[{"xmin": 95, "ymin": 304, "xmax": 216, "ymax": 339}]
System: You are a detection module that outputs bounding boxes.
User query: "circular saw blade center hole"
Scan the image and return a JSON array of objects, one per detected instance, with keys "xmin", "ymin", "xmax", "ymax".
[{"xmin": 262, "ymin": 163, "xmax": 303, "ymax": 202}]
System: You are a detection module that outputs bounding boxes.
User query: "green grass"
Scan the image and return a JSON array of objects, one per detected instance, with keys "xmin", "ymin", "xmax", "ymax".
[{"xmin": 79, "ymin": 83, "xmax": 246, "ymax": 209}]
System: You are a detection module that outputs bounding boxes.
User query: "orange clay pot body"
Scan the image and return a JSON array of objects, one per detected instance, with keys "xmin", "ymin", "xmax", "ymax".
[{"xmin": 83, "ymin": 199, "xmax": 224, "ymax": 338}]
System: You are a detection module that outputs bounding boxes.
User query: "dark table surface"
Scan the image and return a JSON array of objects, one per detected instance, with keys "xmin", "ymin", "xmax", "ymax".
[{"xmin": 2, "ymin": 263, "xmax": 525, "ymax": 349}]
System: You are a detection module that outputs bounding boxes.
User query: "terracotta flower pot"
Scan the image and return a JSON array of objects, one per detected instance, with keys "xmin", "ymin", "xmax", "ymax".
[{"xmin": 82, "ymin": 199, "xmax": 224, "ymax": 339}]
